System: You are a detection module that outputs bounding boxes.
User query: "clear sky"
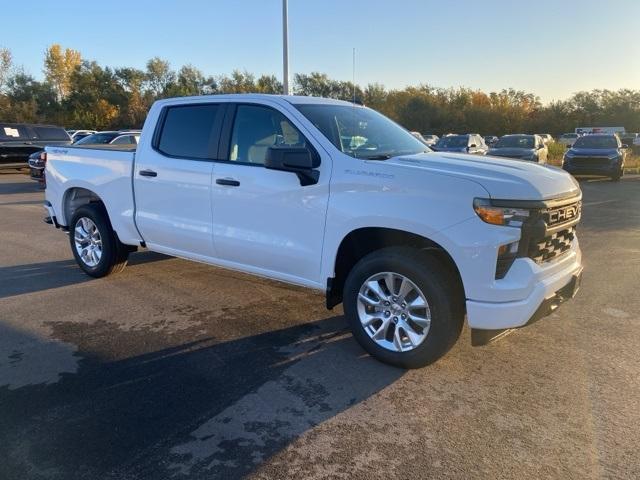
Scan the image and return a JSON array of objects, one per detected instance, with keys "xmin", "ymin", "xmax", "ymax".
[{"xmin": 3, "ymin": 0, "xmax": 639, "ymax": 102}]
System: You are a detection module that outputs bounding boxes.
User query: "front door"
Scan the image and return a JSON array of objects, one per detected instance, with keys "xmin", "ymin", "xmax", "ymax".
[{"xmin": 210, "ymin": 103, "xmax": 330, "ymax": 286}]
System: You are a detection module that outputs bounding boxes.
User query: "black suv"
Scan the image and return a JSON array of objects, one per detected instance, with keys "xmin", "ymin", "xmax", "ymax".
[{"xmin": 0, "ymin": 123, "xmax": 71, "ymax": 169}]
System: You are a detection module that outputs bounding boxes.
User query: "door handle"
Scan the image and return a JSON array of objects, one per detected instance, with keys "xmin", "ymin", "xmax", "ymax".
[
  {"xmin": 216, "ymin": 178, "xmax": 240, "ymax": 187},
  {"xmin": 139, "ymin": 169, "xmax": 157, "ymax": 177}
]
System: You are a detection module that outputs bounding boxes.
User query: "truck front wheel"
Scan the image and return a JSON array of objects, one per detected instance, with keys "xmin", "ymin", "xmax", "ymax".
[
  {"xmin": 343, "ymin": 247, "xmax": 464, "ymax": 368},
  {"xmin": 69, "ymin": 204, "xmax": 129, "ymax": 278}
]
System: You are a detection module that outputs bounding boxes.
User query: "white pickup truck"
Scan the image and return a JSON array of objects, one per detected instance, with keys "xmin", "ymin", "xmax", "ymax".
[{"xmin": 44, "ymin": 94, "xmax": 583, "ymax": 368}]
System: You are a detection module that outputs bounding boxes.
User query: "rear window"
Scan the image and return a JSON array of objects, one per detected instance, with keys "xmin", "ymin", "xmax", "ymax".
[
  {"xmin": 33, "ymin": 126, "xmax": 70, "ymax": 141},
  {"xmin": 0, "ymin": 125, "xmax": 30, "ymax": 141},
  {"xmin": 157, "ymin": 104, "xmax": 220, "ymax": 159}
]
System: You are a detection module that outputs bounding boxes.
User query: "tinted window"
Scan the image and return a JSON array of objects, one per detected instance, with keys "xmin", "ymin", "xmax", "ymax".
[
  {"xmin": 435, "ymin": 135, "xmax": 468, "ymax": 148},
  {"xmin": 75, "ymin": 132, "xmax": 120, "ymax": 145},
  {"xmin": 0, "ymin": 125, "xmax": 30, "ymax": 141},
  {"xmin": 495, "ymin": 136, "xmax": 535, "ymax": 149},
  {"xmin": 229, "ymin": 105, "xmax": 306, "ymax": 165},
  {"xmin": 158, "ymin": 104, "xmax": 220, "ymax": 159},
  {"xmin": 573, "ymin": 136, "xmax": 618, "ymax": 149},
  {"xmin": 33, "ymin": 126, "xmax": 70, "ymax": 141}
]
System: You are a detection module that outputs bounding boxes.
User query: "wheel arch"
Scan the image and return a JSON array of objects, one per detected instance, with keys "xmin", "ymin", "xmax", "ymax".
[
  {"xmin": 326, "ymin": 227, "xmax": 465, "ymax": 309},
  {"xmin": 62, "ymin": 186, "xmax": 107, "ymax": 227}
]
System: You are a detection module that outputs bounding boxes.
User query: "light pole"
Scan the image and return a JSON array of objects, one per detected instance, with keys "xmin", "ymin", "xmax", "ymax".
[{"xmin": 282, "ymin": 0, "xmax": 289, "ymax": 95}]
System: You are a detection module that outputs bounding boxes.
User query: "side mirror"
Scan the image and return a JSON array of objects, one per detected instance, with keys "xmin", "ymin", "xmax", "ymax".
[
  {"xmin": 566, "ymin": 144, "xmax": 572, "ymax": 149},
  {"xmin": 264, "ymin": 146, "xmax": 320, "ymax": 186}
]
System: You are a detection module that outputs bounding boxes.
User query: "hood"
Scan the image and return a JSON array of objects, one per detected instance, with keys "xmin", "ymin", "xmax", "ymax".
[
  {"xmin": 385, "ymin": 152, "xmax": 579, "ymax": 200},
  {"xmin": 488, "ymin": 147, "xmax": 534, "ymax": 158},
  {"xmin": 568, "ymin": 147, "xmax": 618, "ymax": 156}
]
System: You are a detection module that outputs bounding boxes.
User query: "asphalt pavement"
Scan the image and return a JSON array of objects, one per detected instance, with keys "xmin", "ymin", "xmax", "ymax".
[{"xmin": 0, "ymin": 172, "xmax": 639, "ymax": 480}]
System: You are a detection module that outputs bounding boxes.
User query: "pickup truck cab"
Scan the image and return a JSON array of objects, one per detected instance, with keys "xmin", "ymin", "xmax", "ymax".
[{"xmin": 44, "ymin": 94, "xmax": 583, "ymax": 368}]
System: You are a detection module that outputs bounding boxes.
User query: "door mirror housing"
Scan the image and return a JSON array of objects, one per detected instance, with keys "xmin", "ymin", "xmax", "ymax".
[{"xmin": 264, "ymin": 146, "xmax": 320, "ymax": 186}]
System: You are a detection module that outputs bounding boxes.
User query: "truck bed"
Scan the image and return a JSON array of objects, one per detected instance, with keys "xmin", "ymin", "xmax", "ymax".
[{"xmin": 45, "ymin": 144, "xmax": 141, "ymax": 245}]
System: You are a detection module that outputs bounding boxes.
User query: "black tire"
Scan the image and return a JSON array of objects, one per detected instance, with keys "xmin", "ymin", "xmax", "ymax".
[
  {"xmin": 343, "ymin": 247, "xmax": 464, "ymax": 369},
  {"xmin": 611, "ymin": 171, "xmax": 622, "ymax": 182},
  {"xmin": 69, "ymin": 203, "xmax": 129, "ymax": 278}
]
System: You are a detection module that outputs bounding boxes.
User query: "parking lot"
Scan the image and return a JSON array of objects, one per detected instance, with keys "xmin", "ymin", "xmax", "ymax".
[{"xmin": 0, "ymin": 172, "xmax": 639, "ymax": 479}]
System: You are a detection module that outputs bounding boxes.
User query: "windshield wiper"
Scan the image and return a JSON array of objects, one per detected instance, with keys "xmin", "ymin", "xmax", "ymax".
[{"xmin": 360, "ymin": 154, "xmax": 393, "ymax": 160}]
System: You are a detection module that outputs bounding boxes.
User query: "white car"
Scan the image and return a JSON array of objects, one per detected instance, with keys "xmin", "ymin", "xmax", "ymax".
[
  {"xmin": 43, "ymin": 94, "xmax": 583, "ymax": 368},
  {"xmin": 67, "ymin": 129, "xmax": 97, "ymax": 142},
  {"xmin": 422, "ymin": 134, "xmax": 439, "ymax": 146},
  {"xmin": 537, "ymin": 134, "xmax": 554, "ymax": 145}
]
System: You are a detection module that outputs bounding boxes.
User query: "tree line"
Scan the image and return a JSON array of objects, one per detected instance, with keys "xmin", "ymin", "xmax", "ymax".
[{"xmin": 1, "ymin": 44, "xmax": 639, "ymax": 136}]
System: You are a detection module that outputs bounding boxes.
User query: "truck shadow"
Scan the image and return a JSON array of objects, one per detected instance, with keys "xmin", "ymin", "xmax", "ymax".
[
  {"xmin": 0, "ymin": 315, "xmax": 403, "ymax": 479},
  {"xmin": 0, "ymin": 251, "xmax": 170, "ymax": 299}
]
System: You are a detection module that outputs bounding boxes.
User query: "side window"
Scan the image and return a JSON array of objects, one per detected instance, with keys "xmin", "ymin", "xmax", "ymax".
[
  {"xmin": 0, "ymin": 125, "xmax": 30, "ymax": 141},
  {"xmin": 33, "ymin": 126, "xmax": 70, "ymax": 141},
  {"xmin": 157, "ymin": 104, "xmax": 220, "ymax": 159},
  {"xmin": 229, "ymin": 105, "xmax": 305, "ymax": 165},
  {"xmin": 111, "ymin": 135, "xmax": 130, "ymax": 145}
]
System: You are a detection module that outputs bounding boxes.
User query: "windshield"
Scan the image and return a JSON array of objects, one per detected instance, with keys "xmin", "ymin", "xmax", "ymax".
[
  {"xmin": 573, "ymin": 136, "xmax": 618, "ymax": 149},
  {"xmin": 494, "ymin": 136, "xmax": 534, "ymax": 149},
  {"xmin": 562, "ymin": 133, "xmax": 578, "ymax": 139},
  {"xmin": 294, "ymin": 104, "xmax": 428, "ymax": 159},
  {"xmin": 74, "ymin": 132, "xmax": 119, "ymax": 145},
  {"xmin": 435, "ymin": 136, "xmax": 468, "ymax": 148}
]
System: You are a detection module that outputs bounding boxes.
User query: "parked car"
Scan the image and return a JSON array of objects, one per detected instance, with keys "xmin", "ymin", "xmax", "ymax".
[
  {"xmin": 488, "ymin": 134, "xmax": 548, "ymax": 163},
  {"xmin": 618, "ymin": 132, "xmax": 638, "ymax": 149},
  {"xmin": 75, "ymin": 130, "xmax": 141, "ymax": 146},
  {"xmin": 563, "ymin": 133, "xmax": 627, "ymax": 181},
  {"xmin": 421, "ymin": 134, "xmax": 439, "ymax": 146},
  {"xmin": 0, "ymin": 123, "xmax": 71, "ymax": 169},
  {"xmin": 537, "ymin": 134, "xmax": 554, "ymax": 144},
  {"xmin": 484, "ymin": 135, "xmax": 499, "ymax": 146},
  {"xmin": 410, "ymin": 132, "xmax": 429, "ymax": 144},
  {"xmin": 431, "ymin": 134, "xmax": 488, "ymax": 155},
  {"xmin": 28, "ymin": 150, "xmax": 48, "ymax": 185},
  {"xmin": 43, "ymin": 94, "xmax": 583, "ymax": 368},
  {"xmin": 67, "ymin": 129, "xmax": 97, "ymax": 143},
  {"xmin": 559, "ymin": 133, "xmax": 580, "ymax": 146}
]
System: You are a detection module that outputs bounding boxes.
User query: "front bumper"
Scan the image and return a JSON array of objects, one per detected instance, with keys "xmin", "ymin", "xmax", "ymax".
[
  {"xmin": 563, "ymin": 158, "xmax": 621, "ymax": 176},
  {"xmin": 470, "ymin": 267, "xmax": 582, "ymax": 345},
  {"xmin": 466, "ymin": 241, "xmax": 582, "ymax": 331}
]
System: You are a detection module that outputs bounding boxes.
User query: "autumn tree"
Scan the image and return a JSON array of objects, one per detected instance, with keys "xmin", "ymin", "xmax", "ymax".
[{"xmin": 43, "ymin": 44, "xmax": 81, "ymax": 100}]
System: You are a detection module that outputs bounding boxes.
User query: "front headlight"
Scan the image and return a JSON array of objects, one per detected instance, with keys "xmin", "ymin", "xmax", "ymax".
[{"xmin": 473, "ymin": 198, "xmax": 530, "ymax": 227}]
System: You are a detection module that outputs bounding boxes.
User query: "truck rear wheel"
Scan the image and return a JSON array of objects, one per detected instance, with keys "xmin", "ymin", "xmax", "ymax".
[
  {"xmin": 69, "ymin": 204, "xmax": 129, "ymax": 278},
  {"xmin": 343, "ymin": 247, "xmax": 464, "ymax": 368}
]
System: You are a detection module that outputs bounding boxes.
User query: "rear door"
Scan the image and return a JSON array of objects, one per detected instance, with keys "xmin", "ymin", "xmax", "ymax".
[
  {"xmin": 134, "ymin": 103, "xmax": 225, "ymax": 258},
  {"xmin": 209, "ymin": 102, "xmax": 330, "ymax": 286}
]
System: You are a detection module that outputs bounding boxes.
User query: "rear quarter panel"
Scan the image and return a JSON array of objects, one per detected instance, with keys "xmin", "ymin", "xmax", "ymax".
[{"xmin": 45, "ymin": 146, "xmax": 142, "ymax": 245}]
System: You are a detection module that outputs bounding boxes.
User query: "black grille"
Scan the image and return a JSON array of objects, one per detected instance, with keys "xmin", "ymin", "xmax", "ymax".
[
  {"xmin": 528, "ymin": 227, "xmax": 575, "ymax": 263},
  {"xmin": 571, "ymin": 156, "xmax": 609, "ymax": 167}
]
